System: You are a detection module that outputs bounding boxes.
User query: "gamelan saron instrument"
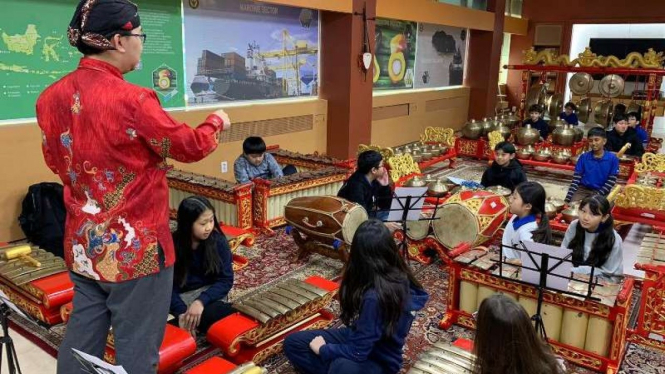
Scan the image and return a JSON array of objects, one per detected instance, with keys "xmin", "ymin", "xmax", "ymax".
[
  {"xmin": 0, "ymin": 244, "xmax": 73, "ymax": 325},
  {"xmin": 269, "ymin": 148, "xmax": 351, "ymax": 172},
  {"xmin": 440, "ymin": 248, "xmax": 635, "ymax": 373},
  {"xmin": 628, "ymin": 229, "xmax": 665, "ymax": 352},
  {"xmin": 207, "ymin": 276, "xmax": 339, "ymax": 364},
  {"xmin": 407, "ymin": 342, "xmax": 475, "ymax": 374},
  {"xmin": 253, "ymin": 167, "xmax": 349, "ymax": 233},
  {"xmin": 284, "ymin": 196, "xmax": 368, "ymax": 261},
  {"xmin": 167, "ymin": 169, "xmax": 253, "ymax": 230}
]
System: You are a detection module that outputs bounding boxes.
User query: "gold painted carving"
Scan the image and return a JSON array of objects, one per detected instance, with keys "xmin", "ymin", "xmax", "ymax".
[
  {"xmin": 607, "ymin": 185, "xmax": 622, "ymax": 203},
  {"xmin": 357, "ymin": 144, "xmax": 394, "ymax": 160},
  {"xmin": 551, "ymin": 344, "xmax": 603, "ymax": 369},
  {"xmin": 420, "ymin": 127, "xmax": 456, "ymax": 147},
  {"xmin": 458, "ymin": 140, "xmax": 479, "ymax": 155},
  {"xmin": 615, "ymin": 184, "xmax": 665, "ymax": 210},
  {"xmin": 523, "ymin": 47, "xmax": 665, "ymax": 68},
  {"xmin": 635, "ymin": 153, "xmax": 665, "ymax": 173},
  {"xmin": 386, "ymin": 154, "xmax": 421, "ymax": 182},
  {"xmin": 487, "ymin": 131, "xmax": 504, "ymax": 153}
]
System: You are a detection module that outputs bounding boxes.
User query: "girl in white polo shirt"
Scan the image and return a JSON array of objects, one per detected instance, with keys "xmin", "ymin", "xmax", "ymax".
[{"xmin": 502, "ymin": 182, "xmax": 552, "ymax": 260}]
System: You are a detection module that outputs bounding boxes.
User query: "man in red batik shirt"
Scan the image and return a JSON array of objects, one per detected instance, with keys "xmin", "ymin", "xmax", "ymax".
[{"xmin": 36, "ymin": 1, "xmax": 230, "ymax": 373}]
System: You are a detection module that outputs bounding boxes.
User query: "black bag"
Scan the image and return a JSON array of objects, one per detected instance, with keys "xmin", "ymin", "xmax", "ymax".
[{"xmin": 18, "ymin": 182, "xmax": 66, "ymax": 258}]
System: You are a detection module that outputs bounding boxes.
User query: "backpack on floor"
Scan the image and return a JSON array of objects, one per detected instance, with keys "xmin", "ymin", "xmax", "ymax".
[{"xmin": 18, "ymin": 182, "xmax": 66, "ymax": 258}]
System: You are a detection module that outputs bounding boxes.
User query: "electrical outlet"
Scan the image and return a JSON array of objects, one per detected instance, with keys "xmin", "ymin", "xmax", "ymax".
[{"xmin": 221, "ymin": 161, "xmax": 228, "ymax": 173}]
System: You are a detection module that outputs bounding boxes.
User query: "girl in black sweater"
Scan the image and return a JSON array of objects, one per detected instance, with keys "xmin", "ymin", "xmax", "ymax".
[{"xmin": 170, "ymin": 196, "xmax": 235, "ymax": 335}]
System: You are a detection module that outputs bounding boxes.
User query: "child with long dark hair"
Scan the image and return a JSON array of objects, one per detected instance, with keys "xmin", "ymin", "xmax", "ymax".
[
  {"xmin": 170, "ymin": 196, "xmax": 235, "ymax": 335},
  {"xmin": 283, "ymin": 219, "xmax": 429, "ymax": 374},
  {"xmin": 561, "ymin": 195, "xmax": 623, "ymax": 282},
  {"xmin": 502, "ymin": 181, "xmax": 552, "ymax": 260},
  {"xmin": 473, "ymin": 294, "xmax": 564, "ymax": 374}
]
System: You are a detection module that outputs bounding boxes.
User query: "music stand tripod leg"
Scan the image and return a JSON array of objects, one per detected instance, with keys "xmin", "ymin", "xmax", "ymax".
[
  {"xmin": 531, "ymin": 253, "xmax": 550, "ymax": 344},
  {"xmin": 0, "ymin": 304, "xmax": 22, "ymax": 374}
]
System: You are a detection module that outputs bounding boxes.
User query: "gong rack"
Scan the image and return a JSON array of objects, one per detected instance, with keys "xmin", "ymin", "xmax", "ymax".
[{"xmin": 504, "ymin": 60, "xmax": 665, "ymax": 137}]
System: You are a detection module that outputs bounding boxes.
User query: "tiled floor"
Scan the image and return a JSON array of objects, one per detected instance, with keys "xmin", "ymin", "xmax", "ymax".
[{"xmin": 2, "ymin": 327, "xmax": 56, "ymax": 374}]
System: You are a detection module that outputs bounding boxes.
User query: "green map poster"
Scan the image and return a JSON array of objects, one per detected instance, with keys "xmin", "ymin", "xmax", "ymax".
[{"xmin": 0, "ymin": 0, "xmax": 184, "ymax": 121}]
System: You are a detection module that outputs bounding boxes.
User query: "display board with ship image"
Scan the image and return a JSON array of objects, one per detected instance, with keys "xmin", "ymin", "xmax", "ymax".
[{"xmin": 183, "ymin": 0, "xmax": 319, "ymax": 105}]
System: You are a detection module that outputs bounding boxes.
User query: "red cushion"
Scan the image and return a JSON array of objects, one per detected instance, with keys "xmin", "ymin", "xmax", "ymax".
[
  {"xmin": 185, "ymin": 357, "xmax": 237, "ymax": 374},
  {"xmin": 220, "ymin": 225, "xmax": 248, "ymax": 237},
  {"xmin": 453, "ymin": 337, "xmax": 474, "ymax": 352},
  {"xmin": 157, "ymin": 324, "xmax": 197, "ymax": 374}
]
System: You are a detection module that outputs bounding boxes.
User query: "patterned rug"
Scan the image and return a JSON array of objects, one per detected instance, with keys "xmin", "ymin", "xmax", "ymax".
[{"xmin": 7, "ymin": 159, "xmax": 665, "ymax": 373}]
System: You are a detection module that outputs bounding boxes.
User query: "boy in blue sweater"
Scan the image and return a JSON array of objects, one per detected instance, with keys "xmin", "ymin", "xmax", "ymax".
[
  {"xmin": 234, "ymin": 136, "xmax": 297, "ymax": 183},
  {"xmin": 565, "ymin": 128, "xmax": 619, "ymax": 203},
  {"xmin": 627, "ymin": 111, "xmax": 649, "ymax": 146},
  {"xmin": 559, "ymin": 102, "xmax": 579, "ymax": 126}
]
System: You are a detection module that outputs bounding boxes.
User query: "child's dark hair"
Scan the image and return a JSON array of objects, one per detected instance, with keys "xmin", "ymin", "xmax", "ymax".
[
  {"xmin": 473, "ymin": 294, "xmax": 562, "ymax": 374},
  {"xmin": 528, "ymin": 104, "xmax": 542, "ymax": 114},
  {"xmin": 627, "ymin": 111, "xmax": 641, "ymax": 122},
  {"xmin": 494, "ymin": 141, "xmax": 516, "ymax": 154},
  {"xmin": 614, "ymin": 103, "xmax": 627, "ymax": 117},
  {"xmin": 242, "ymin": 136, "xmax": 267, "ymax": 155},
  {"xmin": 357, "ymin": 150, "xmax": 383, "ymax": 174},
  {"xmin": 587, "ymin": 127, "xmax": 607, "ymax": 139},
  {"xmin": 564, "ymin": 102, "xmax": 577, "ymax": 111},
  {"xmin": 514, "ymin": 182, "xmax": 551, "ymax": 244},
  {"xmin": 612, "ymin": 113, "xmax": 627, "ymax": 124},
  {"xmin": 566, "ymin": 195, "xmax": 615, "ymax": 268},
  {"xmin": 173, "ymin": 196, "xmax": 223, "ymax": 287},
  {"xmin": 339, "ymin": 219, "xmax": 423, "ymax": 337}
]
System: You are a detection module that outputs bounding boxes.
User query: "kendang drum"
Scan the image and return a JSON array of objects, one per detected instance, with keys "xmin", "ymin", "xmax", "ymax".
[
  {"xmin": 406, "ymin": 209, "xmax": 434, "ymax": 240},
  {"xmin": 284, "ymin": 196, "xmax": 368, "ymax": 261},
  {"xmin": 432, "ymin": 190, "xmax": 508, "ymax": 249}
]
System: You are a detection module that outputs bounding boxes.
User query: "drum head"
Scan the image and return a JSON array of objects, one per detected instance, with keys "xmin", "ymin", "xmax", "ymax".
[
  {"xmin": 341, "ymin": 206, "xmax": 369, "ymax": 244},
  {"xmin": 432, "ymin": 204, "xmax": 479, "ymax": 249},
  {"xmin": 406, "ymin": 220, "xmax": 430, "ymax": 240}
]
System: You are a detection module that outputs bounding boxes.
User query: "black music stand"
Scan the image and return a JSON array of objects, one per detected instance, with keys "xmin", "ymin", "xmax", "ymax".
[
  {"xmin": 382, "ymin": 188, "xmax": 444, "ymax": 264},
  {"xmin": 0, "ymin": 298, "xmax": 22, "ymax": 374},
  {"xmin": 495, "ymin": 242, "xmax": 602, "ymax": 342}
]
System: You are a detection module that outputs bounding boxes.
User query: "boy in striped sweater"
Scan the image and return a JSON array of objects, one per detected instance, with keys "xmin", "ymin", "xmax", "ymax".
[{"xmin": 564, "ymin": 128, "xmax": 619, "ymax": 203}]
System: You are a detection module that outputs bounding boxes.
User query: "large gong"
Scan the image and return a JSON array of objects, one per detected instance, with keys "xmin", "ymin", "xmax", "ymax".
[{"xmin": 569, "ymin": 73, "xmax": 594, "ymax": 95}]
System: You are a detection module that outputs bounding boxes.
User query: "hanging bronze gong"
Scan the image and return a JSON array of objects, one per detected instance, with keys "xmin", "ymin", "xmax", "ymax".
[
  {"xmin": 626, "ymin": 101, "xmax": 642, "ymax": 115},
  {"xmin": 598, "ymin": 75, "xmax": 625, "ymax": 98},
  {"xmin": 548, "ymin": 93, "xmax": 565, "ymax": 119},
  {"xmin": 576, "ymin": 98, "xmax": 592, "ymax": 123},
  {"xmin": 526, "ymin": 84, "xmax": 547, "ymax": 111},
  {"xmin": 593, "ymin": 100, "xmax": 614, "ymax": 128},
  {"xmin": 569, "ymin": 73, "xmax": 594, "ymax": 95}
]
